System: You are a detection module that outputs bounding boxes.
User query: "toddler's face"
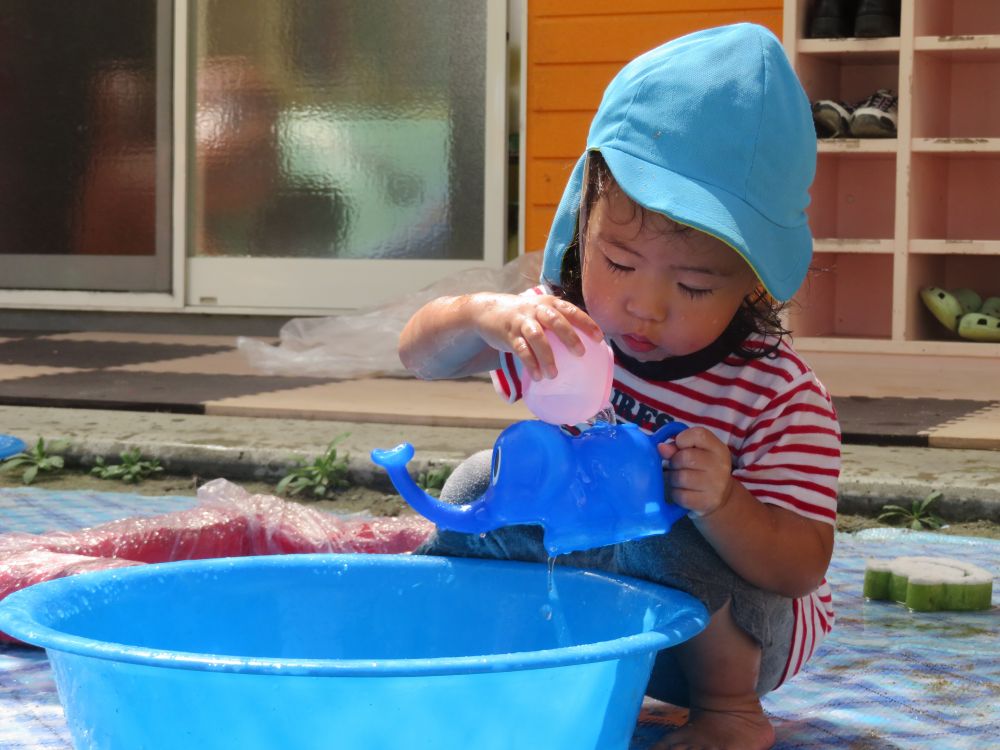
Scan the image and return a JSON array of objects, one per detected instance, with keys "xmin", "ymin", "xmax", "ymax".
[{"xmin": 580, "ymin": 187, "xmax": 757, "ymax": 361}]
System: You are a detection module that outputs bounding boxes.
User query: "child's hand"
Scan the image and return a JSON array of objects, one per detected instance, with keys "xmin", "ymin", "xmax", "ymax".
[
  {"xmin": 658, "ymin": 427, "xmax": 735, "ymax": 518},
  {"xmin": 471, "ymin": 292, "xmax": 603, "ymax": 381}
]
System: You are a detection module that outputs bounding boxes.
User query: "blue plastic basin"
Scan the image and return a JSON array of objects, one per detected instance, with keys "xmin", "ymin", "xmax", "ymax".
[{"xmin": 0, "ymin": 553, "xmax": 708, "ymax": 749}]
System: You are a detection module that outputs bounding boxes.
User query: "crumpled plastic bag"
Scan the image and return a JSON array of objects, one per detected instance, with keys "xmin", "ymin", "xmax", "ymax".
[
  {"xmin": 237, "ymin": 253, "xmax": 542, "ymax": 378},
  {"xmin": 0, "ymin": 479, "xmax": 434, "ymax": 644}
]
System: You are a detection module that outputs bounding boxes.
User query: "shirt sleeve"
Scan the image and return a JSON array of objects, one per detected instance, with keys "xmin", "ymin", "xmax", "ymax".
[
  {"xmin": 732, "ymin": 371, "xmax": 842, "ymax": 525},
  {"xmin": 491, "ymin": 350, "xmax": 526, "ymax": 404}
]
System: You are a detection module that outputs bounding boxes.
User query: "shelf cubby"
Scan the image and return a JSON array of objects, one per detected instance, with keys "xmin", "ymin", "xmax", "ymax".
[
  {"xmin": 910, "ymin": 152, "xmax": 1000, "ymax": 241},
  {"xmin": 914, "ymin": 0, "xmax": 1000, "ymax": 37},
  {"xmin": 809, "ymin": 152, "xmax": 896, "ymax": 240},
  {"xmin": 795, "ymin": 48, "xmax": 900, "ymax": 108},
  {"xmin": 904, "ymin": 253, "xmax": 1000, "ymax": 341},
  {"xmin": 789, "ymin": 252, "xmax": 894, "ymax": 339},
  {"xmin": 912, "ymin": 43, "xmax": 1000, "ymax": 139}
]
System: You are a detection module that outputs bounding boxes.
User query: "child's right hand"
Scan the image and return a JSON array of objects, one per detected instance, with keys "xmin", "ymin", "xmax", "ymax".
[{"xmin": 470, "ymin": 292, "xmax": 603, "ymax": 381}]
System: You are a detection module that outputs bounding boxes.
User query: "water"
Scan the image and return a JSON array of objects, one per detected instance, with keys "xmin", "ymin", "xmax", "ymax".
[
  {"xmin": 588, "ymin": 404, "xmax": 617, "ymax": 426},
  {"xmin": 543, "ymin": 555, "xmax": 573, "ymax": 647}
]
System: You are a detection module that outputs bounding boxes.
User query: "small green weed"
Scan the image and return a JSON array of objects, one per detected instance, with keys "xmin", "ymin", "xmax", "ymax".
[
  {"xmin": 277, "ymin": 435, "xmax": 351, "ymax": 499},
  {"xmin": 0, "ymin": 437, "xmax": 65, "ymax": 484},
  {"xmin": 91, "ymin": 449, "xmax": 164, "ymax": 484},
  {"xmin": 416, "ymin": 465, "xmax": 454, "ymax": 498},
  {"xmin": 877, "ymin": 490, "xmax": 946, "ymax": 531}
]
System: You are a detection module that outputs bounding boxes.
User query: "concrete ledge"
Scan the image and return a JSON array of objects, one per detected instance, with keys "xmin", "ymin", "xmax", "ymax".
[{"xmin": 3, "ymin": 405, "xmax": 999, "ymax": 522}]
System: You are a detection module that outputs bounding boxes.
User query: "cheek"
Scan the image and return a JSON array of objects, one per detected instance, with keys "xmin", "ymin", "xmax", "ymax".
[{"xmin": 580, "ymin": 266, "xmax": 618, "ymax": 325}]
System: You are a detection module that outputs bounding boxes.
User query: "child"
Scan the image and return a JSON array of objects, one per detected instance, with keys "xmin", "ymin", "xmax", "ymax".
[{"xmin": 399, "ymin": 24, "xmax": 840, "ymax": 750}]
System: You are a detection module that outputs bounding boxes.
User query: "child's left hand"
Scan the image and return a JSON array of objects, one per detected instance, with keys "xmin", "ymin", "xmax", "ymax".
[{"xmin": 658, "ymin": 427, "xmax": 736, "ymax": 518}]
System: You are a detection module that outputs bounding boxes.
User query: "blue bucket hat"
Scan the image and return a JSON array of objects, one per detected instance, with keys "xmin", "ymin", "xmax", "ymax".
[{"xmin": 540, "ymin": 23, "xmax": 816, "ymax": 302}]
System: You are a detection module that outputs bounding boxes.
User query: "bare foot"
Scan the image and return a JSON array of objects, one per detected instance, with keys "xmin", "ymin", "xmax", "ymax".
[{"xmin": 653, "ymin": 702, "xmax": 775, "ymax": 750}]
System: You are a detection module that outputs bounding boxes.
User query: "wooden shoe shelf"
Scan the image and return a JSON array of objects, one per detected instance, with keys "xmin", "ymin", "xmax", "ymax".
[{"xmin": 783, "ymin": 0, "xmax": 1000, "ymax": 384}]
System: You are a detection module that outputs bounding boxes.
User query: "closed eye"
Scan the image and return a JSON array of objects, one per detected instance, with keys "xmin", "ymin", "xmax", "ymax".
[
  {"xmin": 679, "ymin": 283, "xmax": 713, "ymax": 298},
  {"xmin": 604, "ymin": 257, "xmax": 633, "ymax": 274}
]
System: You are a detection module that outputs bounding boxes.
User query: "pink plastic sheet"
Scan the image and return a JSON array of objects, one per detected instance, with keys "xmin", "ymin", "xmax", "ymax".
[{"xmin": 0, "ymin": 479, "xmax": 433, "ymax": 643}]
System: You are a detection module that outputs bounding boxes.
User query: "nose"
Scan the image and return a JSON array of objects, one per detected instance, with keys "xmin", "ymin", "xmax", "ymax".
[{"xmin": 625, "ymin": 280, "xmax": 668, "ymax": 323}]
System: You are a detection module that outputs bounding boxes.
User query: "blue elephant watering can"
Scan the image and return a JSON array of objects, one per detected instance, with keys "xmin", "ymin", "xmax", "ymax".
[{"xmin": 370, "ymin": 419, "xmax": 688, "ymax": 556}]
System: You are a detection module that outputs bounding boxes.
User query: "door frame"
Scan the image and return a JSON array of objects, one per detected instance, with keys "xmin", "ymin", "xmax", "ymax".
[{"xmin": 0, "ymin": 0, "xmax": 183, "ymax": 311}]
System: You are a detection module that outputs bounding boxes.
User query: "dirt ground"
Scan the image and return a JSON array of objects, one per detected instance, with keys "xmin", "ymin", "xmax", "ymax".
[{"xmin": 2, "ymin": 469, "xmax": 999, "ymax": 539}]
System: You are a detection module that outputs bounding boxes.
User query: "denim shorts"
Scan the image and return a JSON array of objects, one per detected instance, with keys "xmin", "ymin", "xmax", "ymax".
[{"xmin": 414, "ymin": 450, "xmax": 794, "ymax": 701}]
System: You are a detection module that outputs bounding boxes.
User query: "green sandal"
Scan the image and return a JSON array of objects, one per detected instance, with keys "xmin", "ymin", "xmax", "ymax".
[
  {"xmin": 919, "ymin": 287, "xmax": 964, "ymax": 332},
  {"xmin": 951, "ymin": 287, "xmax": 982, "ymax": 314},
  {"xmin": 958, "ymin": 312, "xmax": 1000, "ymax": 342},
  {"xmin": 980, "ymin": 296, "xmax": 1000, "ymax": 318}
]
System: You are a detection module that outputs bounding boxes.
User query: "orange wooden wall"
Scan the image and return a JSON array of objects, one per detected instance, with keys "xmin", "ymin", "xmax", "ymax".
[{"xmin": 523, "ymin": 0, "xmax": 784, "ymax": 253}]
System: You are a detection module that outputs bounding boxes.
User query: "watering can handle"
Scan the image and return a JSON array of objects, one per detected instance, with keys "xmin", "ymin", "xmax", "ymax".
[{"xmin": 650, "ymin": 421, "xmax": 689, "ymax": 445}]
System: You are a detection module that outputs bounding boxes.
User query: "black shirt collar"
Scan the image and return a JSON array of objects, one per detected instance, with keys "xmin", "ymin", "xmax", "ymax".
[{"xmin": 611, "ymin": 319, "xmax": 752, "ymax": 382}]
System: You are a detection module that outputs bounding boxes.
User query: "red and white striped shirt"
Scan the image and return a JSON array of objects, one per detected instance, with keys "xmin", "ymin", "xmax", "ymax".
[{"xmin": 490, "ymin": 289, "xmax": 841, "ymax": 685}]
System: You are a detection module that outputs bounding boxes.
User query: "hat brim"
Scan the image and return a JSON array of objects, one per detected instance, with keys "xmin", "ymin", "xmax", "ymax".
[{"xmin": 598, "ymin": 146, "xmax": 812, "ymax": 302}]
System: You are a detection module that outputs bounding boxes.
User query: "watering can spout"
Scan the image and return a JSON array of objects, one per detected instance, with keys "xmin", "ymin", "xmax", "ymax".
[{"xmin": 370, "ymin": 444, "xmax": 496, "ymax": 534}]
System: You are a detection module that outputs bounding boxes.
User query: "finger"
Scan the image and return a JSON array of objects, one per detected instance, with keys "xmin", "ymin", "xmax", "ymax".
[
  {"xmin": 520, "ymin": 320, "xmax": 558, "ymax": 378},
  {"xmin": 666, "ymin": 446, "xmax": 702, "ymax": 471},
  {"xmin": 665, "ymin": 484, "xmax": 697, "ymax": 513},
  {"xmin": 672, "ymin": 427, "xmax": 728, "ymax": 462},
  {"xmin": 536, "ymin": 306, "xmax": 587, "ymax": 356},
  {"xmin": 657, "ymin": 442, "xmax": 677, "ymax": 461},
  {"xmin": 553, "ymin": 299, "xmax": 604, "ymax": 341},
  {"xmin": 510, "ymin": 336, "xmax": 542, "ymax": 381},
  {"xmin": 535, "ymin": 304, "xmax": 584, "ymax": 356},
  {"xmin": 672, "ymin": 425, "xmax": 708, "ymax": 449},
  {"xmin": 666, "ymin": 467, "xmax": 699, "ymax": 493}
]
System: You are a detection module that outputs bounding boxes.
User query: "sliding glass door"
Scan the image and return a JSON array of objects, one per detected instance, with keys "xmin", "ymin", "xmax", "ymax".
[
  {"xmin": 0, "ymin": 0, "xmax": 173, "ymax": 292},
  {"xmin": 0, "ymin": 0, "xmax": 506, "ymax": 312}
]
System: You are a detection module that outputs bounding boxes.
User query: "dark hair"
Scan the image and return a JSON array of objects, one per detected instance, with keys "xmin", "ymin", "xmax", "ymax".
[{"xmin": 553, "ymin": 151, "xmax": 790, "ymax": 360}]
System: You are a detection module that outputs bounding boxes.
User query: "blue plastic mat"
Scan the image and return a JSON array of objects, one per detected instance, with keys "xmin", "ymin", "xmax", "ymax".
[
  {"xmin": 1, "ymin": 489, "xmax": 997, "ymax": 749},
  {"xmin": 0, "ymin": 486, "xmax": 195, "ymax": 534}
]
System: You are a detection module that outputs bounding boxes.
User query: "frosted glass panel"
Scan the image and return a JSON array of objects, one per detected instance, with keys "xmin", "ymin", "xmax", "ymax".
[
  {"xmin": 192, "ymin": 0, "xmax": 487, "ymax": 260},
  {"xmin": 0, "ymin": 1, "xmax": 162, "ymax": 257}
]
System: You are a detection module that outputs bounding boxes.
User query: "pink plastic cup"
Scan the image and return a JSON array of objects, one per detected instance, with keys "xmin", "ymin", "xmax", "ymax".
[{"xmin": 522, "ymin": 329, "xmax": 614, "ymax": 425}]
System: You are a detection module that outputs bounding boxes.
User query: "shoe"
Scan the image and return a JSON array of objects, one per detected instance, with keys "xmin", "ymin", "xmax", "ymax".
[
  {"xmin": 951, "ymin": 288, "xmax": 982, "ymax": 314},
  {"xmin": 854, "ymin": 0, "xmax": 900, "ymax": 38},
  {"xmin": 808, "ymin": 0, "xmax": 858, "ymax": 38},
  {"xmin": 958, "ymin": 312, "xmax": 1000, "ymax": 342},
  {"xmin": 920, "ymin": 287, "xmax": 963, "ymax": 332},
  {"xmin": 850, "ymin": 89, "xmax": 897, "ymax": 137},
  {"xmin": 980, "ymin": 297, "xmax": 1000, "ymax": 317},
  {"xmin": 812, "ymin": 99, "xmax": 854, "ymax": 138}
]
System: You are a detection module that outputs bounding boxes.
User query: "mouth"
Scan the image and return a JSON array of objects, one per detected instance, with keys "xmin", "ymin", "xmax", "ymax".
[{"xmin": 620, "ymin": 334, "xmax": 657, "ymax": 353}]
